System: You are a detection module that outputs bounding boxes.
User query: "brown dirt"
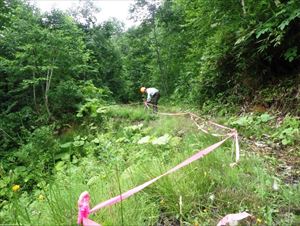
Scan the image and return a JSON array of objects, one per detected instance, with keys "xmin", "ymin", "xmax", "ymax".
[{"xmin": 241, "ymin": 137, "xmax": 300, "ymax": 184}]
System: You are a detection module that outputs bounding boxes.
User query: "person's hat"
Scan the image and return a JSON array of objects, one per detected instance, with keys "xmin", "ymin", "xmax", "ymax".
[{"xmin": 140, "ymin": 87, "xmax": 146, "ymax": 93}]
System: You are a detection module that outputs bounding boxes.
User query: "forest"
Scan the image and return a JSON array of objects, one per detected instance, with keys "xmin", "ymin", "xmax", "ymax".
[{"xmin": 0, "ymin": 0, "xmax": 299, "ymax": 225}]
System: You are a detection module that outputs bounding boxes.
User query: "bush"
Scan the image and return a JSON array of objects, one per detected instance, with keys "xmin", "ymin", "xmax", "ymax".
[{"xmin": 49, "ymin": 80, "xmax": 84, "ymax": 121}]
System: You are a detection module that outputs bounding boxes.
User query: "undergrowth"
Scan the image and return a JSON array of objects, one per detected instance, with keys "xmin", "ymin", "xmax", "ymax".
[{"xmin": 1, "ymin": 106, "xmax": 299, "ymax": 225}]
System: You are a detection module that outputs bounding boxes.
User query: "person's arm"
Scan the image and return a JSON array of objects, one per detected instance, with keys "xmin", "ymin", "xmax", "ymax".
[{"xmin": 147, "ymin": 92, "xmax": 151, "ymax": 102}]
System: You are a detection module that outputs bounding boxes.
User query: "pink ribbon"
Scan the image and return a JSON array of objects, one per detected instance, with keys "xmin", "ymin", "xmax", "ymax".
[
  {"xmin": 217, "ymin": 212, "xmax": 252, "ymax": 226},
  {"xmin": 78, "ymin": 134, "xmax": 235, "ymax": 224},
  {"xmin": 159, "ymin": 112, "xmax": 240, "ymax": 161},
  {"xmin": 234, "ymin": 131, "xmax": 240, "ymax": 162},
  {"xmin": 77, "ymin": 110, "xmax": 241, "ymax": 225}
]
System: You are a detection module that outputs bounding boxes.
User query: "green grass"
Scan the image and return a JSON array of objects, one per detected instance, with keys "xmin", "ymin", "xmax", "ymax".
[
  {"xmin": 107, "ymin": 105, "xmax": 156, "ymax": 122},
  {"xmin": 1, "ymin": 106, "xmax": 299, "ymax": 225}
]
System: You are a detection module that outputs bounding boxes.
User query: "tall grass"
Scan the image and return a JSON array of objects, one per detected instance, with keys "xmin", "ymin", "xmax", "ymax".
[{"xmin": 4, "ymin": 106, "xmax": 300, "ymax": 225}]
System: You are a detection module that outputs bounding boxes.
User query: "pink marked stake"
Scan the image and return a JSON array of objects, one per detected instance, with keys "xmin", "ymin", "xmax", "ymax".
[{"xmin": 77, "ymin": 191, "xmax": 101, "ymax": 226}]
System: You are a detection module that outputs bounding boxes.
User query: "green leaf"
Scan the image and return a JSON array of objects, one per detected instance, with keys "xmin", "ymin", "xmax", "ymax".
[
  {"xmin": 282, "ymin": 138, "xmax": 290, "ymax": 145},
  {"xmin": 260, "ymin": 113, "xmax": 273, "ymax": 123},
  {"xmin": 170, "ymin": 136, "xmax": 182, "ymax": 146},
  {"xmin": 91, "ymin": 138, "xmax": 100, "ymax": 144},
  {"xmin": 73, "ymin": 140, "xmax": 85, "ymax": 147},
  {"xmin": 0, "ymin": 177, "xmax": 10, "ymax": 189},
  {"xmin": 233, "ymin": 116, "xmax": 253, "ymax": 126},
  {"xmin": 87, "ymin": 176, "xmax": 99, "ymax": 186},
  {"xmin": 55, "ymin": 161, "xmax": 65, "ymax": 171},
  {"xmin": 284, "ymin": 47, "xmax": 298, "ymax": 62},
  {"xmin": 96, "ymin": 107, "xmax": 107, "ymax": 114},
  {"xmin": 54, "ymin": 153, "xmax": 70, "ymax": 161},
  {"xmin": 60, "ymin": 142, "xmax": 72, "ymax": 148},
  {"xmin": 138, "ymin": 135, "xmax": 151, "ymax": 144},
  {"xmin": 152, "ymin": 134, "xmax": 171, "ymax": 145},
  {"xmin": 256, "ymin": 27, "xmax": 271, "ymax": 39}
]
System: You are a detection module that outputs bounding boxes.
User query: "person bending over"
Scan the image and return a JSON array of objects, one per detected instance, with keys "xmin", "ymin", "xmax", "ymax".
[{"xmin": 140, "ymin": 87, "xmax": 160, "ymax": 113}]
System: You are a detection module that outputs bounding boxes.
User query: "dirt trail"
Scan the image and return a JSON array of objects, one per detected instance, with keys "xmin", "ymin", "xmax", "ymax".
[{"xmin": 242, "ymin": 137, "xmax": 300, "ymax": 184}]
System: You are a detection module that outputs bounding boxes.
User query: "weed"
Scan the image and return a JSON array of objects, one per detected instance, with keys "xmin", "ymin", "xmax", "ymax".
[{"xmin": 1, "ymin": 106, "xmax": 299, "ymax": 225}]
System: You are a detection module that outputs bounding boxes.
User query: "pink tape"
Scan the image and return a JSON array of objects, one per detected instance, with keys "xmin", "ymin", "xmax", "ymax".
[
  {"xmin": 83, "ymin": 217, "xmax": 102, "ymax": 226},
  {"xmin": 162, "ymin": 112, "xmax": 230, "ymax": 132},
  {"xmin": 217, "ymin": 212, "xmax": 251, "ymax": 226},
  {"xmin": 78, "ymin": 135, "xmax": 233, "ymax": 225},
  {"xmin": 77, "ymin": 110, "xmax": 241, "ymax": 225},
  {"xmin": 234, "ymin": 131, "xmax": 240, "ymax": 162},
  {"xmin": 208, "ymin": 120, "xmax": 233, "ymax": 131}
]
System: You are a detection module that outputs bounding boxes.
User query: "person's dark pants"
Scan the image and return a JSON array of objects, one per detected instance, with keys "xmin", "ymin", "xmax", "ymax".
[{"xmin": 151, "ymin": 92, "xmax": 160, "ymax": 113}]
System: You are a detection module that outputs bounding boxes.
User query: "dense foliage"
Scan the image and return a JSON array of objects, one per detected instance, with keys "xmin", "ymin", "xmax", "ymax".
[
  {"xmin": 0, "ymin": 0, "xmax": 299, "ymax": 225},
  {"xmin": 121, "ymin": 0, "xmax": 300, "ymax": 109}
]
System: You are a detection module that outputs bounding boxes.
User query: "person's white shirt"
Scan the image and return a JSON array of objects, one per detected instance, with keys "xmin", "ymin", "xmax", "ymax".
[{"xmin": 146, "ymin": 88, "xmax": 159, "ymax": 102}]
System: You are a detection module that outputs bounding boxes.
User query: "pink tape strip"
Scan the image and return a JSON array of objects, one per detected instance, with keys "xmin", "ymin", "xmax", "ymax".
[
  {"xmin": 160, "ymin": 112, "xmax": 233, "ymax": 133},
  {"xmin": 135, "ymin": 104, "xmax": 234, "ymax": 133},
  {"xmin": 234, "ymin": 132, "xmax": 240, "ymax": 162},
  {"xmin": 89, "ymin": 135, "xmax": 231, "ymax": 214},
  {"xmin": 77, "ymin": 109, "xmax": 241, "ymax": 225},
  {"xmin": 217, "ymin": 212, "xmax": 251, "ymax": 226},
  {"xmin": 83, "ymin": 218, "xmax": 102, "ymax": 226},
  {"xmin": 208, "ymin": 120, "xmax": 233, "ymax": 132}
]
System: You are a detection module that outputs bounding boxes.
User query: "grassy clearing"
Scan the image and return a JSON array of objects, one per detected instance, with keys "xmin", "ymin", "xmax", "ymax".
[{"xmin": 2, "ymin": 106, "xmax": 299, "ymax": 225}]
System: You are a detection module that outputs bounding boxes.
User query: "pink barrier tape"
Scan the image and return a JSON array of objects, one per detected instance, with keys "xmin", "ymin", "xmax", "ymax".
[
  {"xmin": 208, "ymin": 120, "xmax": 233, "ymax": 132},
  {"xmin": 190, "ymin": 117, "xmax": 211, "ymax": 134},
  {"xmin": 159, "ymin": 111, "xmax": 234, "ymax": 133},
  {"xmin": 78, "ymin": 135, "xmax": 233, "ymax": 225},
  {"xmin": 126, "ymin": 102, "xmax": 231, "ymax": 132},
  {"xmin": 234, "ymin": 132, "xmax": 240, "ymax": 162},
  {"xmin": 77, "ymin": 107, "xmax": 241, "ymax": 225},
  {"xmin": 188, "ymin": 113, "xmax": 233, "ymax": 132},
  {"xmin": 147, "ymin": 104, "xmax": 232, "ymax": 134},
  {"xmin": 190, "ymin": 115, "xmax": 227, "ymax": 137},
  {"xmin": 163, "ymin": 112, "xmax": 240, "ymax": 163},
  {"xmin": 90, "ymin": 136, "xmax": 231, "ymax": 213},
  {"xmin": 217, "ymin": 212, "xmax": 252, "ymax": 226},
  {"xmin": 83, "ymin": 217, "xmax": 101, "ymax": 226}
]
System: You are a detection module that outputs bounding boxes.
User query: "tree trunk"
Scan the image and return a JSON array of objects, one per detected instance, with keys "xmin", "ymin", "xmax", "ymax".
[
  {"xmin": 32, "ymin": 71, "xmax": 37, "ymax": 112},
  {"xmin": 45, "ymin": 68, "xmax": 52, "ymax": 118},
  {"xmin": 152, "ymin": 20, "xmax": 167, "ymax": 94}
]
